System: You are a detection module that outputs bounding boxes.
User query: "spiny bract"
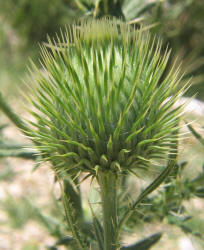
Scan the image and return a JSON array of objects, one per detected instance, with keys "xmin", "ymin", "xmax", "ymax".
[{"xmin": 24, "ymin": 19, "xmax": 187, "ymax": 177}]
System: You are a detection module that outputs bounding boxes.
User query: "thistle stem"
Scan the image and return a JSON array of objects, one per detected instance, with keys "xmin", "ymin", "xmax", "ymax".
[{"xmin": 98, "ymin": 170, "xmax": 118, "ymax": 250}]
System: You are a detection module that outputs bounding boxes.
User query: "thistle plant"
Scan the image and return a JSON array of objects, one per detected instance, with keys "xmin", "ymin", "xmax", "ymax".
[{"xmin": 0, "ymin": 19, "xmax": 188, "ymax": 249}]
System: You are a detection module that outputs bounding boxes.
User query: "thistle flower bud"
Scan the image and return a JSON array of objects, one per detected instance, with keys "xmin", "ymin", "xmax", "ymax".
[{"xmin": 25, "ymin": 19, "xmax": 187, "ymax": 177}]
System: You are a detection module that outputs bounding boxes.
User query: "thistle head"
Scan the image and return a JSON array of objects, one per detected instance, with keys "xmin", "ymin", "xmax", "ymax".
[{"xmin": 24, "ymin": 19, "xmax": 187, "ymax": 178}]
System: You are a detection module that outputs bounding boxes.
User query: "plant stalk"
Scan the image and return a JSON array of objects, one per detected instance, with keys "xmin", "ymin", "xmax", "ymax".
[
  {"xmin": 103, "ymin": 0, "xmax": 109, "ymax": 14},
  {"xmin": 98, "ymin": 170, "xmax": 118, "ymax": 250}
]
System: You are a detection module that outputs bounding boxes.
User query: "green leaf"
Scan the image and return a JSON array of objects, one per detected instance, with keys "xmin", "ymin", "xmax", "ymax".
[
  {"xmin": 0, "ymin": 149, "xmax": 37, "ymax": 159},
  {"xmin": 186, "ymin": 123, "xmax": 204, "ymax": 146},
  {"xmin": 0, "ymin": 92, "xmax": 29, "ymax": 134},
  {"xmin": 120, "ymin": 232, "xmax": 162, "ymax": 250},
  {"xmin": 194, "ymin": 188, "xmax": 204, "ymax": 198},
  {"xmin": 191, "ymin": 172, "xmax": 204, "ymax": 187},
  {"xmin": 0, "ymin": 124, "xmax": 8, "ymax": 132},
  {"xmin": 55, "ymin": 235, "xmax": 74, "ymax": 246}
]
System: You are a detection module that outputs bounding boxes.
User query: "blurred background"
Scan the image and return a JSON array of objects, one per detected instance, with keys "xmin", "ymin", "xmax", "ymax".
[{"xmin": 0, "ymin": 0, "xmax": 204, "ymax": 249}]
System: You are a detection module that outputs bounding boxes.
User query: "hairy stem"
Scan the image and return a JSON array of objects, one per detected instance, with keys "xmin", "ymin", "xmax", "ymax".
[
  {"xmin": 64, "ymin": 179, "xmax": 83, "ymax": 224},
  {"xmin": 56, "ymin": 175, "xmax": 86, "ymax": 250},
  {"xmin": 98, "ymin": 170, "xmax": 118, "ymax": 250}
]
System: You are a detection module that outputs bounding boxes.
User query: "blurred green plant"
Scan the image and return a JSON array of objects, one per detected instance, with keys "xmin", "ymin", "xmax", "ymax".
[
  {"xmin": 0, "ymin": 194, "xmax": 34, "ymax": 229},
  {"xmin": 0, "ymin": 162, "xmax": 17, "ymax": 182},
  {"xmin": 22, "ymin": 242, "xmax": 39, "ymax": 250},
  {"xmin": 0, "ymin": 0, "xmax": 75, "ymax": 45},
  {"xmin": 0, "ymin": 123, "xmax": 37, "ymax": 160}
]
